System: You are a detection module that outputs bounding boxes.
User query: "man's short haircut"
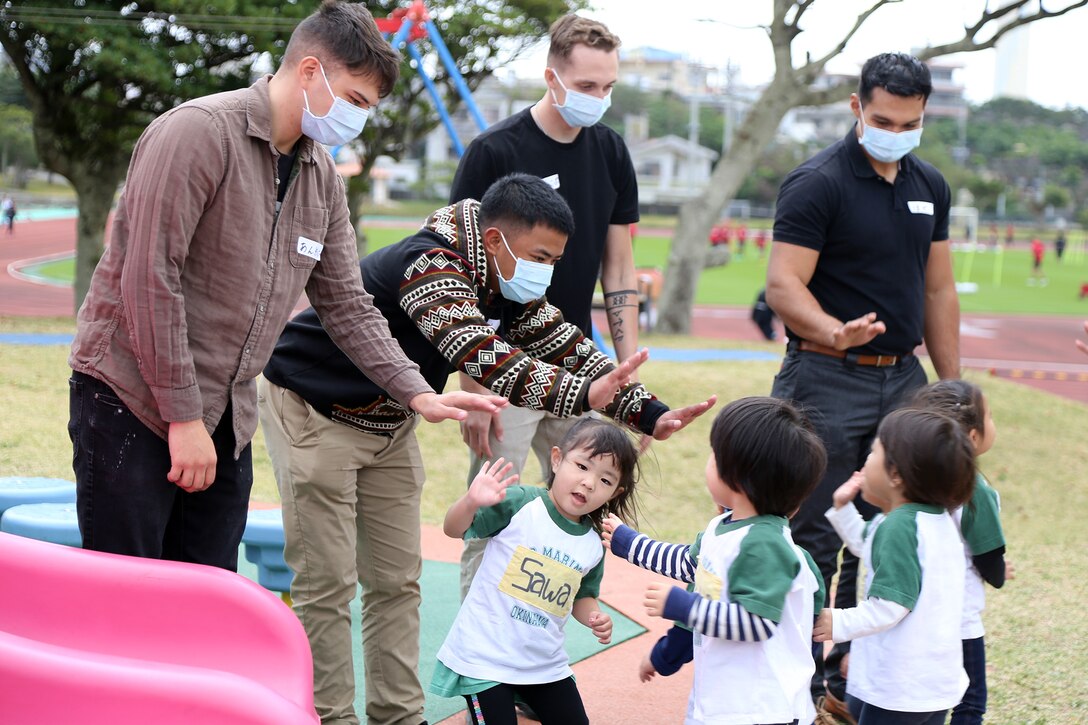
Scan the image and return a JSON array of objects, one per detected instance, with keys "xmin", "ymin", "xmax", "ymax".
[
  {"xmin": 547, "ymin": 14, "xmax": 621, "ymax": 67},
  {"xmin": 858, "ymin": 52, "xmax": 932, "ymax": 105},
  {"xmin": 877, "ymin": 408, "xmax": 976, "ymax": 509},
  {"xmin": 479, "ymin": 173, "xmax": 576, "ymax": 238},
  {"xmin": 709, "ymin": 397, "xmax": 827, "ymax": 517},
  {"xmin": 284, "ymin": 0, "xmax": 401, "ymax": 97}
]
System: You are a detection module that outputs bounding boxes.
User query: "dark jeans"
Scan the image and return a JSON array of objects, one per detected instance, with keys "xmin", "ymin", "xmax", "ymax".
[
  {"xmin": 950, "ymin": 636, "xmax": 987, "ymax": 724},
  {"xmin": 68, "ymin": 372, "xmax": 252, "ymax": 571},
  {"xmin": 771, "ymin": 349, "xmax": 926, "ymax": 698},
  {"xmin": 464, "ymin": 677, "xmax": 588, "ymax": 725},
  {"xmin": 847, "ymin": 695, "xmax": 947, "ymax": 725}
]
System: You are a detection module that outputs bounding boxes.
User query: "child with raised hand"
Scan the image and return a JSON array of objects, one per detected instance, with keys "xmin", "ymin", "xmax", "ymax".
[
  {"xmin": 909, "ymin": 380, "xmax": 1012, "ymax": 725},
  {"xmin": 432, "ymin": 418, "xmax": 640, "ymax": 725},
  {"xmin": 816, "ymin": 408, "xmax": 977, "ymax": 725},
  {"xmin": 602, "ymin": 397, "xmax": 828, "ymax": 725}
]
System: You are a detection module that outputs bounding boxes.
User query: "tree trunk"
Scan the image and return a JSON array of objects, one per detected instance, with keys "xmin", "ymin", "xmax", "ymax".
[
  {"xmin": 69, "ymin": 167, "xmax": 122, "ymax": 313},
  {"xmin": 656, "ymin": 78, "xmax": 803, "ymax": 333},
  {"xmin": 346, "ymin": 157, "xmax": 375, "ymax": 258}
]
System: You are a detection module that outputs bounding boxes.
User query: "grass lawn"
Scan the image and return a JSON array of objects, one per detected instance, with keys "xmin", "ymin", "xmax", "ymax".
[{"xmin": 2, "ymin": 314, "xmax": 1086, "ymax": 723}]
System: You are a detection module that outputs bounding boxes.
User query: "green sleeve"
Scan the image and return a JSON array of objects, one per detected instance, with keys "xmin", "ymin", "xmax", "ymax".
[
  {"xmin": 464, "ymin": 485, "xmax": 539, "ymax": 540},
  {"xmin": 800, "ymin": 546, "xmax": 826, "ymax": 612},
  {"xmin": 726, "ymin": 523, "xmax": 800, "ymax": 623},
  {"xmin": 960, "ymin": 476, "xmax": 1005, "ymax": 556},
  {"xmin": 576, "ymin": 554, "xmax": 605, "ymax": 599},
  {"xmin": 867, "ymin": 509, "xmax": 922, "ymax": 610},
  {"xmin": 689, "ymin": 531, "xmax": 704, "ymax": 564}
]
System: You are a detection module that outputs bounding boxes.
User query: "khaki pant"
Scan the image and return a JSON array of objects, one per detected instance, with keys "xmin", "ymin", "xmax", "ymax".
[
  {"xmin": 258, "ymin": 379, "xmax": 425, "ymax": 725},
  {"xmin": 458, "ymin": 405, "xmax": 582, "ymax": 600}
]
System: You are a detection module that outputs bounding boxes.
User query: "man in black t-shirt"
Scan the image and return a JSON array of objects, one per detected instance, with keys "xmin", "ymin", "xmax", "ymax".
[
  {"xmin": 766, "ymin": 53, "xmax": 960, "ymax": 717},
  {"xmin": 449, "ymin": 15, "xmax": 641, "ymax": 597}
]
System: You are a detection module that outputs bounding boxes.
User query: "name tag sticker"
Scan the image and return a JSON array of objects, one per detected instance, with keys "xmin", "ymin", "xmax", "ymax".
[
  {"xmin": 907, "ymin": 201, "xmax": 934, "ymax": 215},
  {"xmin": 297, "ymin": 236, "xmax": 323, "ymax": 260},
  {"xmin": 542, "ymin": 174, "xmax": 560, "ymax": 190},
  {"xmin": 498, "ymin": 544, "xmax": 581, "ymax": 618}
]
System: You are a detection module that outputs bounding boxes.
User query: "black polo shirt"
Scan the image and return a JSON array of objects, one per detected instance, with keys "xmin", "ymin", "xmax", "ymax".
[{"xmin": 773, "ymin": 128, "xmax": 951, "ymax": 356}]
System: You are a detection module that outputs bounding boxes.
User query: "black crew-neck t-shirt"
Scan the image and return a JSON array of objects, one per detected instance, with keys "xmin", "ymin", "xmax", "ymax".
[
  {"xmin": 449, "ymin": 107, "xmax": 639, "ymax": 335},
  {"xmin": 773, "ymin": 129, "xmax": 951, "ymax": 356}
]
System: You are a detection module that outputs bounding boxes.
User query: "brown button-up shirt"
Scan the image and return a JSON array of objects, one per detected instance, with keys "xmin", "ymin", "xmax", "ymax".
[{"xmin": 70, "ymin": 76, "xmax": 432, "ymax": 457}]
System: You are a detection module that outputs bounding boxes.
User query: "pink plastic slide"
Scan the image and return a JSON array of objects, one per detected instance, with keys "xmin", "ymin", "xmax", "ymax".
[{"xmin": 0, "ymin": 532, "xmax": 318, "ymax": 724}]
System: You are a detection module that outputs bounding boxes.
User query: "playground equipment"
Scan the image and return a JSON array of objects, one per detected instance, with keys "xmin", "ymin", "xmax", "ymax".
[
  {"xmin": 0, "ymin": 532, "xmax": 317, "ymax": 724},
  {"xmin": 377, "ymin": 0, "xmax": 488, "ymax": 157}
]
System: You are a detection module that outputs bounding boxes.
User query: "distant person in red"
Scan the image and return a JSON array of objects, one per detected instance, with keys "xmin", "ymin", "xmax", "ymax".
[
  {"xmin": 736, "ymin": 223, "xmax": 748, "ymax": 258},
  {"xmin": 1029, "ymin": 236, "xmax": 1047, "ymax": 286},
  {"xmin": 709, "ymin": 222, "xmax": 730, "ymax": 247},
  {"xmin": 1005, "ymin": 223, "xmax": 1015, "ymax": 246},
  {"xmin": 755, "ymin": 227, "xmax": 768, "ymax": 258}
]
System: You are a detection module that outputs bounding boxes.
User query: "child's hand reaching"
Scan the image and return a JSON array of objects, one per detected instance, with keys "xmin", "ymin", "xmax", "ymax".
[
  {"xmin": 643, "ymin": 582, "xmax": 672, "ymax": 618},
  {"xmin": 600, "ymin": 512, "xmax": 626, "ymax": 549},
  {"xmin": 832, "ymin": 472, "xmax": 864, "ymax": 509},
  {"xmin": 467, "ymin": 458, "xmax": 518, "ymax": 508},
  {"xmin": 588, "ymin": 611, "xmax": 612, "ymax": 644},
  {"xmin": 638, "ymin": 653, "xmax": 657, "ymax": 683},
  {"xmin": 813, "ymin": 608, "xmax": 834, "ymax": 642}
]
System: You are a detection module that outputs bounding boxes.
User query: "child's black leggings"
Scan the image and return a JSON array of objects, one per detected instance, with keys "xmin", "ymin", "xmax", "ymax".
[{"xmin": 463, "ymin": 677, "xmax": 588, "ymax": 725}]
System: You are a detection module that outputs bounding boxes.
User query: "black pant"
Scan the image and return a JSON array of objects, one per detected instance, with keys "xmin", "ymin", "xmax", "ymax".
[
  {"xmin": 68, "ymin": 372, "xmax": 252, "ymax": 570},
  {"xmin": 950, "ymin": 636, "xmax": 986, "ymax": 724},
  {"xmin": 771, "ymin": 350, "xmax": 926, "ymax": 699},
  {"xmin": 464, "ymin": 677, "xmax": 588, "ymax": 725}
]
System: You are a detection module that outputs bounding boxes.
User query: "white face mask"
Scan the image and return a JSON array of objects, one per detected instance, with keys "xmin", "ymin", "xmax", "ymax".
[
  {"xmin": 301, "ymin": 62, "xmax": 370, "ymax": 146},
  {"xmin": 857, "ymin": 104, "xmax": 923, "ymax": 163},
  {"xmin": 548, "ymin": 68, "xmax": 611, "ymax": 128},
  {"xmin": 494, "ymin": 230, "xmax": 554, "ymax": 303}
]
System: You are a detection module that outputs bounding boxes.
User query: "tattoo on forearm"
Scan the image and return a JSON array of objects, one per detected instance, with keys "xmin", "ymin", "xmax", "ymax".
[{"xmin": 604, "ymin": 289, "xmax": 639, "ymax": 344}]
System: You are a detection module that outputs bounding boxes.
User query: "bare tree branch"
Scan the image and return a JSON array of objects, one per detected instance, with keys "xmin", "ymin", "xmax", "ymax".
[
  {"xmin": 807, "ymin": 0, "xmax": 901, "ymax": 73},
  {"xmin": 788, "ymin": 0, "xmax": 819, "ymax": 27},
  {"xmin": 920, "ymin": 0, "xmax": 1088, "ymax": 59},
  {"xmin": 797, "ymin": 77, "xmax": 856, "ymax": 108}
]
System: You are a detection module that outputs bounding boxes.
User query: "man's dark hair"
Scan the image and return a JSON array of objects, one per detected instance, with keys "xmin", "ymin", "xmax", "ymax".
[
  {"xmin": 709, "ymin": 397, "xmax": 827, "ymax": 517},
  {"xmin": 479, "ymin": 173, "xmax": 575, "ymax": 238},
  {"xmin": 285, "ymin": 0, "xmax": 401, "ymax": 97},
  {"xmin": 877, "ymin": 408, "xmax": 976, "ymax": 509},
  {"xmin": 858, "ymin": 52, "xmax": 932, "ymax": 105}
]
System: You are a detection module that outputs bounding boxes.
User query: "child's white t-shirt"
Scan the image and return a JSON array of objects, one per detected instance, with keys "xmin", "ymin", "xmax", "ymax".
[
  {"xmin": 846, "ymin": 503, "xmax": 969, "ymax": 712},
  {"xmin": 686, "ymin": 513, "xmax": 822, "ymax": 725},
  {"xmin": 436, "ymin": 485, "xmax": 605, "ymax": 686}
]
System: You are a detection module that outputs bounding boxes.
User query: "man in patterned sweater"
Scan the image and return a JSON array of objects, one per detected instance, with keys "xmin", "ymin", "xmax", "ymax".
[{"xmin": 259, "ymin": 173, "xmax": 714, "ymax": 725}]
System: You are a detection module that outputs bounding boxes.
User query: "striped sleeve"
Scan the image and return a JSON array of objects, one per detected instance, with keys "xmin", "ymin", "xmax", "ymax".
[
  {"xmin": 661, "ymin": 587, "xmax": 779, "ymax": 642},
  {"xmin": 608, "ymin": 524, "xmax": 697, "ymax": 582}
]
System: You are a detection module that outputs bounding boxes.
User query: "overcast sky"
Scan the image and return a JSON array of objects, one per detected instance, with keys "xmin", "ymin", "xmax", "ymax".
[{"xmin": 507, "ymin": 0, "xmax": 1088, "ymax": 110}]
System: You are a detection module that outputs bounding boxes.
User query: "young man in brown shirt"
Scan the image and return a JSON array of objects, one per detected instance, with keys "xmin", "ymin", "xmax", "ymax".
[{"xmin": 67, "ymin": 0, "xmax": 501, "ymax": 574}]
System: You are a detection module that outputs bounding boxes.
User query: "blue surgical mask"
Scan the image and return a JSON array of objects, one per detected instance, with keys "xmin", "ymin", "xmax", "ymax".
[
  {"xmin": 302, "ymin": 62, "xmax": 370, "ymax": 146},
  {"xmin": 857, "ymin": 105, "xmax": 923, "ymax": 163},
  {"xmin": 494, "ymin": 230, "xmax": 553, "ymax": 303},
  {"xmin": 549, "ymin": 69, "xmax": 611, "ymax": 128}
]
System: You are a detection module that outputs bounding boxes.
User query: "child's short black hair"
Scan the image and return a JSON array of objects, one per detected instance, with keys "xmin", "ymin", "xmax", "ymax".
[
  {"xmin": 877, "ymin": 408, "xmax": 976, "ymax": 509},
  {"xmin": 547, "ymin": 417, "xmax": 639, "ymax": 529},
  {"xmin": 709, "ymin": 397, "xmax": 826, "ymax": 516}
]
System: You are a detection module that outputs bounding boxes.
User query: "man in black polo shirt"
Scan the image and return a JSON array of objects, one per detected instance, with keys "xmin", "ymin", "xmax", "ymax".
[{"xmin": 766, "ymin": 52, "xmax": 959, "ymax": 717}]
